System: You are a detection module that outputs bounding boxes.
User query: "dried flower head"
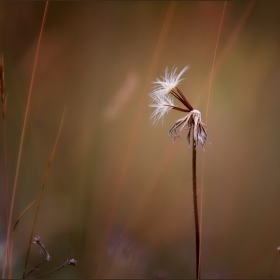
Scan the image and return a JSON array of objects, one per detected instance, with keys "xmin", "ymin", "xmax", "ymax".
[
  {"xmin": 149, "ymin": 66, "xmax": 209, "ymax": 150},
  {"xmin": 68, "ymin": 259, "xmax": 78, "ymax": 266},
  {"xmin": 32, "ymin": 236, "xmax": 41, "ymax": 244},
  {"xmin": 31, "ymin": 236, "xmax": 51, "ymax": 261}
]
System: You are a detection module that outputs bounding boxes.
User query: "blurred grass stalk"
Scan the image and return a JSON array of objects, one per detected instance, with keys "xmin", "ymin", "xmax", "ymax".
[
  {"xmin": 22, "ymin": 108, "xmax": 65, "ymax": 279},
  {"xmin": 9, "ymin": 201, "xmax": 36, "ymax": 278},
  {"xmin": 1, "ymin": 50, "xmax": 9, "ymax": 279},
  {"xmin": 2, "ymin": 2, "xmax": 49, "ymax": 278}
]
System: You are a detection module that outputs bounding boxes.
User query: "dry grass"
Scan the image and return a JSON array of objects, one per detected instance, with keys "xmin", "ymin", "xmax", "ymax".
[{"xmin": 1, "ymin": 1, "xmax": 280, "ymax": 278}]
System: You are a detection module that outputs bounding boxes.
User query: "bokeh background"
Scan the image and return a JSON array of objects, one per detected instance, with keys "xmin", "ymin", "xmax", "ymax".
[{"xmin": 0, "ymin": 1, "xmax": 280, "ymax": 278}]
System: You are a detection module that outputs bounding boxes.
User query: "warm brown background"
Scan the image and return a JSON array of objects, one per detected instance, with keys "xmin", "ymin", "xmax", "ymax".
[{"xmin": 0, "ymin": 1, "xmax": 280, "ymax": 278}]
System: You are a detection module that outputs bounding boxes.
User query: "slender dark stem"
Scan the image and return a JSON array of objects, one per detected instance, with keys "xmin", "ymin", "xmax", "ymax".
[
  {"xmin": 3, "ymin": 119, "xmax": 8, "ymax": 224},
  {"xmin": 24, "ymin": 237, "xmax": 51, "ymax": 279},
  {"xmin": 9, "ymin": 201, "xmax": 36, "ymax": 278},
  {"xmin": 32, "ymin": 261, "xmax": 68, "ymax": 279},
  {"xmin": 175, "ymin": 86, "xmax": 193, "ymax": 111},
  {"xmin": 24, "ymin": 259, "xmax": 48, "ymax": 279},
  {"xmin": 2, "ymin": 113, "xmax": 9, "ymax": 278},
  {"xmin": 23, "ymin": 106, "xmax": 65, "ymax": 279},
  {"xmin": 31, "ymin": 259, "xmax": 77, "ymax": 279},
  {"xmin": 192, "ymin": 132, "xmax": 200, "ymax": 279},
  {"xmin": 1, "ymin": 52, "xmax": 9, "ymax": 279},
  {"xmin": 4, "ymin": 2, "xmax": 49, "ymax": 279}
]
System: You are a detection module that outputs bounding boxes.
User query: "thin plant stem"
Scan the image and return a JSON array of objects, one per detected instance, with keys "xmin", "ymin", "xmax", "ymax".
[
  {"xmin": 3, "ymin": 119, "xmax": 8, "ymax": 224},
  {"xmin": 32, "ymin": 263, "xmax": 65, "ymax": 279},
  {"xmin": 205, "ymin": 1, "xmax": 227, "ymax": 123},
  {"xmin": 192, "ymin": 131, "xmax": 200, "ymax": 279},
  {"xmin": 198, "ymin": 2, "xmax": 227, "ymax": 278},
  {"xmin": 0, "ymin": 53, "xmax": 8, "ymax": 232},
  {"xmin": 31, "ymin": 259, "xmax": 77, "ymax": 279},
  {"xmin": 25, "ymin": 259, "xmax": 48, "ymax": 279},
  {"xmin": 33, "ymin": 262, "xmax": 68, "ymax": 279},
  {"xmin": 22, "ymin": 107, "xmax": 66, "ymax": 279},
  {"xmin": 2, "ymin": 112, "xmax": 9, "ymax": 278},
  {"xmin": 2, "ymin": 2, "xmax": 49, "ymax": 278},
  {"xmin": 1, "ymin": 52, "xmax": 9, "ymax": 280},
  {"xmin": 9, "ymin": 200, "xmax": 36, "ymax": 279},
  {"xmin": 24, "ymin": 237, "xmax": 51, "ymax": 279}
]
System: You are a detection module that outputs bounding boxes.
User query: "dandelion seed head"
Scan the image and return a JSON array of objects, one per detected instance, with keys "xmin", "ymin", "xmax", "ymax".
[
  {"xmin": 149, "ymin": 90, "xmax": 174, "ymax": 124},
  {"xmin": 151, "ymin": 66, "xmax": 189, "ymax": 98},
  {"xmin": 149, "ymin": 66, "xmax": 189, "ymax": 124},
  {"xmin": 148, "ymin": 66, "xmax": 209, "ymax": 149}
]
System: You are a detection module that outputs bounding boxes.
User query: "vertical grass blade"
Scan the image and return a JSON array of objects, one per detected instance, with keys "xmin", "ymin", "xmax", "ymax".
[
  {"xmin": 8, "ymin": 200, "xmax": 36, "ymax": 279},
  {"xmin": 198, "ymin": 2, "xmax": 227, "ymax": 279},
  {"xmin": 2, "ymin": 2, "xmax": 50, "ymax": 278},
  {"xmin": 22, "ymin": 107, "xmax": 66, "ymax": 279}
]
